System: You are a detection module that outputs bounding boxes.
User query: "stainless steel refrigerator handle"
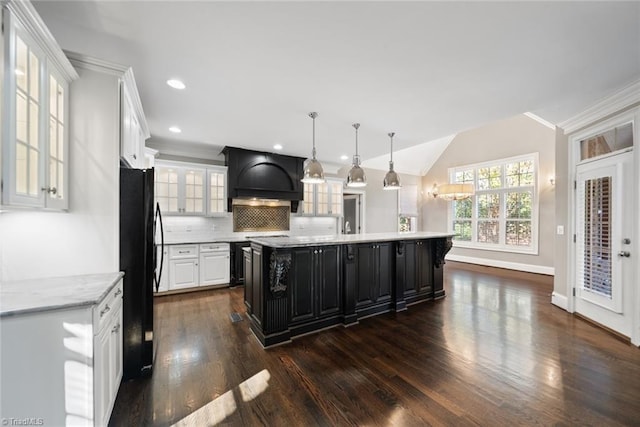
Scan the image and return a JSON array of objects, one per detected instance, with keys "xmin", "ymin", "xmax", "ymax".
[{"xmin": 154, "ymin": 202, "xmax": 165, "ymax": 292}]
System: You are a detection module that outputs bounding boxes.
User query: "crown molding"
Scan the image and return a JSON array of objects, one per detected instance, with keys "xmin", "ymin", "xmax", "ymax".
[
  {"xmin": 65, "ymin": 50, "xmax": 150, "ymax": 139},
  {"xmin": 4, "ymin": 0, "xmax": 78, "ymax": 81},
  {"xmin": 524, "ymin": 112, "xmax": 556, "ymax": 130},
  {"xmin": 64, "ymin": 50, "xmax": 128, "ymax": 76},
  {"xmin": 558, "ymin": 79, "xmax": 640, "ymax": 134}
]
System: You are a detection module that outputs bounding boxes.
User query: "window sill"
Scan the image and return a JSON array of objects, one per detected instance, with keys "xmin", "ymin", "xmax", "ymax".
[{"xmin": 452, "ymin": 240, "xmax": 539, "ymax": 255}]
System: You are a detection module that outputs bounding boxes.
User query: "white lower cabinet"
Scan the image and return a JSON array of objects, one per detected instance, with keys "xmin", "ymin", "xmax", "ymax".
[
  {"xmin": 200, "ymin": 244, "xmax": 231, "ymax": 286},
  {"xmin": 0, "ymin": 278, "xmax": 123, "ymax": 427},
  {"xmin": 170, "ymin": 258, "xmax": 199, "ymax": 289},
  {"xmin": 169, "ymin": 245, "xmax": 199, "ymax": 290},
  {"xmin": 94, "ymin": 294, "xmax": 123, "ymax": 427},
  {"xmin": 163, "ymin": 243, "xmax": 230, "ymax": 292}
]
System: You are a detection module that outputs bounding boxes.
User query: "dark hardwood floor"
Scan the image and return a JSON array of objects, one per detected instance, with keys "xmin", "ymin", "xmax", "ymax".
[{"xmin": 109, "ymin": 262, "xmax": 640, "ymax": 426}]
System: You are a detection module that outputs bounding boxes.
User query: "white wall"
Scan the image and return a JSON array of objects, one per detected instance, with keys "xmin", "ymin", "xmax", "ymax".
[
  {"xmin": 337, "ymin": 167, "xmax": 423, "ymax": 233},
  {"xmin": 0, "ymin": 66, "xmax": 120, "ymax": 281},
  {"xmin": 422, "ymin": 114, "xmax": 556, "ymax": 273}
]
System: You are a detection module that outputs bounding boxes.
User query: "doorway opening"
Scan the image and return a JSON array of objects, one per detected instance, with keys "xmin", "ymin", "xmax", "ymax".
[{"xmin": 343, "ymin": 192, "xmax": 365, "ymax": 234}]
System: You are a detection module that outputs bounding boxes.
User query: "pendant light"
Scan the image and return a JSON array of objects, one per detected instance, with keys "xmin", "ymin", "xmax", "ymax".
[
  {"xmin": 346, "ymin": 123, "xmax": 366, "ymax": 187},
  {"xmin": 301, "ymin": 112, "xmax": 325, "ymax": 184},
  {"xmin": 383, "ymin": 132, "xmax": 401, "ymax": 190}
]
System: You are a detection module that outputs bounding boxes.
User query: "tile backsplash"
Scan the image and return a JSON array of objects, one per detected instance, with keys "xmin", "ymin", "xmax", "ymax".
[{"xmin": 161, "ymin": 215, "xmax": 338, "ymax": 243}]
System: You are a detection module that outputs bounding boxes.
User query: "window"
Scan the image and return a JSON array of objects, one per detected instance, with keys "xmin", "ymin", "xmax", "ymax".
[
  {"xmin": 449, "ymin": 154, "xmax": 538, "ymax": 253},
  {"xmin": 399, "ymin": 184, "xmax": 418, "ymax": 233}
]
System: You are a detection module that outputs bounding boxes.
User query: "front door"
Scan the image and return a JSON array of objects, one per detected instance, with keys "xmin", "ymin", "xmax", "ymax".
[{"xmin": 575, "ymin": 150, "xmax": 634, "ymax": 336}]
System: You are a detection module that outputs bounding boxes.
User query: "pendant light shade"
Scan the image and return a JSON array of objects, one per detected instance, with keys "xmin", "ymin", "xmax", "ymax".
[
  {"xmin": 346, "ymin": 123, "xmax": 367, "ymax": 188},
  {"xmin": 383, "ymin": 132, "xmax": 401, "ymax": 190},
  {"xmin": 301, "ymin": 112, "xmax": 325, "ymax": 184}
]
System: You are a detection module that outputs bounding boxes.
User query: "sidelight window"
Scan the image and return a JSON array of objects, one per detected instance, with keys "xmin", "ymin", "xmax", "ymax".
[{"xmin": 448, "ymin": 154, "xmax": 538, "ymax": 254}]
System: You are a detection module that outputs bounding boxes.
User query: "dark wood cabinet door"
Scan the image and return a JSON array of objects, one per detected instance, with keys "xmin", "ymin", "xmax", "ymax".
[
  {"xmin": 318, "ymin": 246, "xmax": 341, "ymax": 317},
  {"xmin": 376, "ymin": 243, "xmax": 392, "ymax": 302},
  {"xmin": 417, "ymin": 241, "xmax": 433, "ymax": 295},
  {"xmin": 244, "ymin": 249, "xmax": 253, "ymax": 314},
  {"xmin": 355, "ymin": 244, "xmax": 376, "ymax": 307},
  {"xmin": 403, "ymin": 241, "xmax": 418, "ymax": 297},
  {"xmin": 252, "ymin": 247, "xmax": 263, "ymax": 324},
  {"xmin": 290, "ymin": 247, "xmax": 315, "ymax": 324}
]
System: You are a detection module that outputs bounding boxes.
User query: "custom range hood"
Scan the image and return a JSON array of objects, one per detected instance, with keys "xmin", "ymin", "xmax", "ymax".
[{"xmin": 222, "ymin": 146, "xmax": 306, "ymax": 212}]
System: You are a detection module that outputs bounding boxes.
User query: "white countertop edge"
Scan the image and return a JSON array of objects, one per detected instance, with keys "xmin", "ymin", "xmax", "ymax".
[
  {"xmin": 249, "ymin": 232, "xmax": 454, "ymax": 248},
  {"xmin": 0, "ymin": 272, "xmax": 124, "ymax": 318}
]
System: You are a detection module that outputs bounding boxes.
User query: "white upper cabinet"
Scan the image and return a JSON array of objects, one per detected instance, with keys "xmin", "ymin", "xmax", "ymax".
[
  {"xmin": 301, "ymin": 178, "xmax": 343, "ymax": 216},
  {"xmin": 207, "ymin": 166, "xmax": 227, "ymax": 215},
  {"xmin": 2, "ymin": 1, "xmax": 78, "ymax": 210},
  {"xmin": 155, "ymin": 161, "xmax": 227, "ymax": 216},
  {"xmin": 120, "ymin": 70, "xmax": 149, "ymax": 169}
]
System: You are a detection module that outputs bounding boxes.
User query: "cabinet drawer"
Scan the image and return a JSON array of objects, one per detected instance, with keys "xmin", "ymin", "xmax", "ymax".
[
  {"xmin": 170, "ymin": 245, "xmax": 198, "ymax": 259},
  {"xmin": 200, "ymin": 243, "xmax": 230, "ymax": 252},
  {"xmin": 94, "ymin": 279, "xmax": 123, "ymax": 333}
]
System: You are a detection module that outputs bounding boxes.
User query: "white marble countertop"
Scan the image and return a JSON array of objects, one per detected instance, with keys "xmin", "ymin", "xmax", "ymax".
[
  {"xmin": 162, "ymin": 235, "xmax": 248, "ymax": 245},
  {"xmin": 249, "ymin": 232, "xmax": 454, "ymax": 248},
  {"xmin": 0, "ymin": 272, "xmax": 124, "ymax": 317}
]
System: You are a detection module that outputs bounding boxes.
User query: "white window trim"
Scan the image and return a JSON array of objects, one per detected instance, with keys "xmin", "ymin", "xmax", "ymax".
[{"xmin": 448, "ymin": 152, "xmax": 540, "ymax": 255}]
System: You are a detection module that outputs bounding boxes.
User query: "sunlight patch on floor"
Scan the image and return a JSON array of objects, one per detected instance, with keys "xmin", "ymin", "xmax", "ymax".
[{"xmin": 171, "ymin": 369, "xmax": 271, "ymax": 426}]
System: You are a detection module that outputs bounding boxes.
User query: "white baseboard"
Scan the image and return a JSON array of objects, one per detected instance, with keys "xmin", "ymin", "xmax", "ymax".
[
  {"xmin": 551, "ymin": 292, "xmax": 569, "ymax": 310},
  {"xmin": 445, "ymin": 254, "xmax": 555, "ymax": 276}
]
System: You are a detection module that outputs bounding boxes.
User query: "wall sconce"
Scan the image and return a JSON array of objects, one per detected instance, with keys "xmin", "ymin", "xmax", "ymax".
[{"xmin": 429, "ymin": 182, "xmax": 475, "ymax": 201}]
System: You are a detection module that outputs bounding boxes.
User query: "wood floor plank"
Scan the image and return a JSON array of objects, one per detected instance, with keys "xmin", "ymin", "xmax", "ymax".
[{"xmin": 109, "ymin": 261, "xmax": 640, "ymax": 426}]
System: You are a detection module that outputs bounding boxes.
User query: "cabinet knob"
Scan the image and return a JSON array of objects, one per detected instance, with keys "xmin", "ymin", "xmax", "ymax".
[
  {"xmin": 112, "ymin": 323, "xmax": 121, "ymax": 333},
  {"xmin": 115, "ymin": 288, "xmax": 122, "ymax": 296},
  {"xmin": 100, "ymin": 305, "xmax": 111, "ymax": 317},
  {"xmin": 41, "ymin": 186, "xmax": 57, "ymax": 195},
  {"xmin": 314, "ymin": 250, "xmax": 318, "ymax": 254}
]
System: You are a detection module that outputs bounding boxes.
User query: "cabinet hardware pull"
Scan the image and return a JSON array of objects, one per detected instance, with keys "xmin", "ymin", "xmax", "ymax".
[
  {"xmin": 115, "ymin": 289, "xmax": 122, "ymax": 296},
  {"xmin": 41, "ymin": 186, "xmax": 57, "ymax": 195},
  {"xmin": 112, "ymin": 323, "xmax": 120, "ymax": 333},
  {"xmin": 618, "ymin": 251, "xmax": 631, "ymax": 257},
  {"xmin": 100, "ymin": 305, "xmax": 111, "ymax": 317},
  {"xmin": 133, "ymin": 154, "xmax": 137, "ymax": 159}
]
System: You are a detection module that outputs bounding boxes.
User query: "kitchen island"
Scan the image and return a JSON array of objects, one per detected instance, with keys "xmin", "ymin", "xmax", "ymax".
[{"xmin": 245, "ymin": 232, "xmax": 453, "ymax": 347}]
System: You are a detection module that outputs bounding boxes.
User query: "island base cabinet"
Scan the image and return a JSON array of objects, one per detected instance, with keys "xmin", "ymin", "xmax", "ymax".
[
  {"xmin": 289, "ymin": 246, "xmax": 342, "ymax": 335},
  {"xmin": 354, "ymin": 242, "xmax": 393, "ymax": 317},
  {"xmin": 247, "ymin": 236, "xmax": 452, "ymax": 348}
]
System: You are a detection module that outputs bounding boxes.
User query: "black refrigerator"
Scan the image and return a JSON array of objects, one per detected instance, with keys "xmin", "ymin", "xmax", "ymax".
[{"xmin": 119, "ymin": 167, "xmax": 163, "ymax": 380}]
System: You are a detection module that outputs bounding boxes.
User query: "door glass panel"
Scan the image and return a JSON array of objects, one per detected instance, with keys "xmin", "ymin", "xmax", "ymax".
[
  {"xmin": 580, "ymin": 123, "xmax": 633, "ymax": 161},
  {"xmin": 16, "ymin": 144, "xmax": 28, "ymax": 194},
  {"xmin": 16, "ymin": 37, "xmax": 27, "ymax": 91},
  {"xmin": 29, "ymin": 102, "xmax": 39, "ymax": 146},
  {"xmin": 29, "ymin": 150, "xmax": 38, "ymax": 196},
  {"xmin": 29, "ymin": 52, "xmax": 39, "ymax": 99},
  {"xmin": 16, "ymin": 92, "xmax": 27, "ymax": 142},
  {"xmin": 582, "ymin": 177, "xmax": 612, "ymax": 297}
]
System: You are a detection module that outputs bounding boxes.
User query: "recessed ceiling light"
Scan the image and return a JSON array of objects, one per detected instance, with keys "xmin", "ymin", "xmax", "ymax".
[
  {"xmin": 340, "ymin": 155, "xmax": 349, "ymax": 160},
  {"xmin": 273, "ymin": 144, "xmax": 283, "ymax": 150},
  {"xmin": 169, "ymin": 126, "xmax": 182, "ymax": 133},
  {"xmin": 166, "ymin": 79, "xmax": 186, "ymax": 90}
]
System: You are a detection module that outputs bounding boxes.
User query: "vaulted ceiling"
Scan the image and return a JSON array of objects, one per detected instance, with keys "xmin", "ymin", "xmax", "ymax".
[{"xmin": 33, "ymin": 1, "xmax": 640, "ymax": 172}]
